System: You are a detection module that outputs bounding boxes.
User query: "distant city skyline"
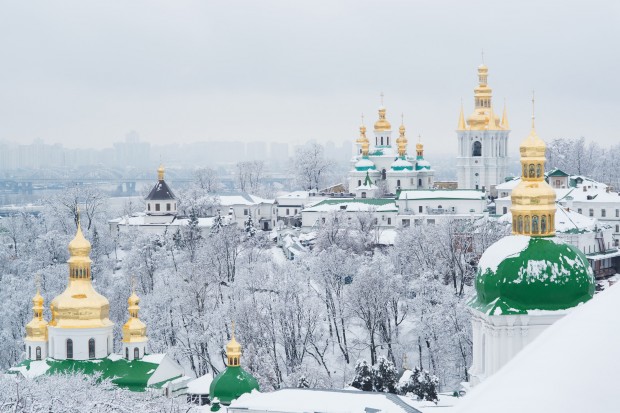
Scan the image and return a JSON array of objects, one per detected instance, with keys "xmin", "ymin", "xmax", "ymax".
[{"xmin": 0, "ymin": 1, "xmax": 618, "ymax": 157}]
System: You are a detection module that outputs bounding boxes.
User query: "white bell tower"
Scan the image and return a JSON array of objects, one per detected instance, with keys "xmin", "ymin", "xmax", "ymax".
[{"xmin": 456, "ymin": 64, "xmax": 510, "ymax": 194}]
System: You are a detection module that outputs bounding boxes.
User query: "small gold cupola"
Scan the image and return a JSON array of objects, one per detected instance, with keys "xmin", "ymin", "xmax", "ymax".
[
  {"xmin": 510, "ymin": 93, "xmax": 556, "ymax": 236},
  {"xmin": 26, "ymin": 283, "xmax": 48, "ymax": 342},
  {"xmin": 357, "ymin": 117, "xmax": 370, "ymax": 157},
  {"xmin": 122, "ymin": 288, "xmax": 147, "ymax": 344},
  {"xmin": 157, "ymin": 164, "xmax": 165, "ymax": 181},
  {"xmin": 226, "ymin": 321, "xmax": 242, "ymax": 367}
]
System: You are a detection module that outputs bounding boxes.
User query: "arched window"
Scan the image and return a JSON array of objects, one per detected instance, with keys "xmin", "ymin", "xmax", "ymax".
[
  {"xmin": 517, "ymin": 215, "xmax": 523, "ymax": 233},
  {"xmin": 522, "ymin": 164, "xmax": 527, "ymax": 178},
  {"xmin": 36, "ymin": 346, "xmax": 41, "ymax": 361},
  {"xmin": 134, "ymin": 347, "xmax": 140, "ymax": 360},
  {"xmin": 513, "ymin": 219, "xmax": 517, "ymax": 232},
  {"xmin": 472, "ymin": 141, "xmax": 482, "ymax": 157},
  {"xmin": 418, "ymin": 178, "xmax": 422, "ymax": 187},
  {"xmin": 381, "ymin": 169, "xmax": 386, "ymax": 180},
  {"xmin": 381, "ymin": 136, "xmax": 384, "ymax": 145},
  {"xmin": 525, "ymin": 216, "xmax": 530, "ymax": 233},
  {"xmin": 361, "ymin": 192, "xmax": 367, "ymax": 199},
  {"xmin": 536, "ymin": 164, "xmax": 542, "ymax": 178},
  {"xmin": 125, "ymin": 347, "xmax": 129, "ymax": 360},
  {"xmin": 397, "ymin": 179, "xmax": 401, "ymax": 188},
  {"xmin": 532, "ymin": 216, "xmax": 539, "ymax": 234},
  {"xmin": 66, "ymin": 339, "xmax": 73, "ymax": 359},
  {"xmin": 28, "ymin": 346, "xmax": 31, "ymax": 359},
  {"xmin": 529, "ymin": 164, "xmax": 535, "ymax": 178},
  {"xmin": 541, "ymin": 215, "xmax": 547, "ymax": 234},
  {"xmin": 89, "ymin": 338, "xmax": 95, "ymax": 359},
  {"xmin": 358, "ymin": 180, "xmax": 361, "ymax": 186},
  {"xmin": 387, "ymin": 137, "xmax": 390, "ymax": 146}
]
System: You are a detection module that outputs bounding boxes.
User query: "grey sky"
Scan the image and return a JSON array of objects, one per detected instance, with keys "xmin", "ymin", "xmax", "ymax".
[{"xmin": 0, "ymin": 0, "xmax": 618, "ymax": 156}]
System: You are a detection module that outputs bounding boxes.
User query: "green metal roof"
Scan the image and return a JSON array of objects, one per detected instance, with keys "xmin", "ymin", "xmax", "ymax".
[
  {"xmin": 470, "ymin": 237, "xmax": 595, "ymax": 315},
  {"xmin": 11, "ymin": 357, "xmax": 175, "ymax": 392},
  {"xmin": 547, "ymin": 169, "xmax": 569, "ymax": 177},
  {"xmin": 209, "ymin": 366, "xmax": 259, "ymax": 405}
]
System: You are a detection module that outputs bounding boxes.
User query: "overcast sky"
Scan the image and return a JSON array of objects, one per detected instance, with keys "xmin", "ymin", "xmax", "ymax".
[{"xmin": 0, "ymin": 0, "xmax": 618, "ymax": 156}]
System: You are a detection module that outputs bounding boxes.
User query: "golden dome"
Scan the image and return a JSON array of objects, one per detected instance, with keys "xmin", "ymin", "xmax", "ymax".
[
  {"xmin": 416, "ymin": 142, "xmax": 423, "ymax": 151},
  {"xmin": 519, "ymin": 128, "xmax": 546, "ymax": 159},
  {"xmin": 396, "ymin": 122, "xmax": 408, "ymax": 157},
  {"xmin": 33, "ymin": 290, "xmax": 44, "ymax": 307},
  {"xmin": 49, "ymin": 222, "xmax": 112, "ymax": 329},
  {"xmin": 68, "ymin": 222, "xmax": 91, "ymax": 258},
  {"xmin": 374, "ymin": 107, "xmax": 392, "ymax": 131},
  {"xmin": 122, "ymin": 291, "xmax": 147, "ymax": 343},
  {"xmin": 356, "ymin": 124, "xmax": 368, "ymax": 144},
  {"xmin": 478, "ymin": 63, "xmax": 488, "ymax": 73}
]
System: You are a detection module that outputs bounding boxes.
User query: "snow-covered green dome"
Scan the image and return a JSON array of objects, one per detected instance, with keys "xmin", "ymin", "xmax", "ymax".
[
  {"xmin": 209, "ymin": 366, "xmax": 259, "ymax": 405},
  {"xmin": 415, "ymin": 159, "xmax": 431, "ymax": 170},
  {"xmin": 391, "ymin": 157, "xmax": 413, "ymax": 171},
  {"xmin": 355, "ymin": 157, "xmax": 376, "ymax": 171},
  {"xmin": 470, "ymin": 236, "xmax": 595, "ymax": 315}
]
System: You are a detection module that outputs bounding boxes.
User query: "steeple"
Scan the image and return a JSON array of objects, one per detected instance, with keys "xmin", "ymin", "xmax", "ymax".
[
  {"xmin": 510, "ymin": 93, "xmax": 556, "ymax": 237},
  {"xmin": 226, "ymin": 321, "xmax": 242, "ymax": 367},
  {"xmin": 457, "ymin": 102, "xmax": 466, "ymax": 130},
  {"xmin": 501, "ymin": 101, "xmax": 510, "ymax": 129},
  {"xmin": 396, "ymin": 114, "xmax": 408, "ymax": 157}
]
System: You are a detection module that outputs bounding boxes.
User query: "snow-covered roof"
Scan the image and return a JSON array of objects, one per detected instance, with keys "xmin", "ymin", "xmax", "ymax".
[
  {"xmin": 303, "ymin": 199, "xmax": 398, "ymax": 213},
  {"xmin": 558, "ymin": 185, "xmax": 620, "ymax": 204},
  {"xmin": 214, "ymin": 192, "xmax": 274, "ymax": 206},
  {"xmin": 398, "ymin": 189, "xmax": 485, "ymax": 201},
  {"xmin": 186, "ymin": 373, "xmax": 213, "ymax": 395},
  {"xmin": 453, "ymin": 284, "xmax": 620, "ymax": 413},
  {"xmin": 495, "ymin": 177, "xmax": 520, "ymax": 191},
  {"xmin": 498, "ymin": 205, "xmax": 598, "ymax": 233},
  {"xmin": 229, "ymin": 388, "xmax": 423, "ymax": 413},
  {"xmin": 109, "ymin": 214, "xmax": 219, "ymax": 228}
]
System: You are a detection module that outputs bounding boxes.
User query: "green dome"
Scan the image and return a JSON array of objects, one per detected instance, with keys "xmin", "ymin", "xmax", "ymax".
[
  {"xmin": 470, "ymin": 236, "xmax": 594, "ymax": 315},
  {"xmin": 209, "ymin": 366, "xmax": 259, "ymax": 405}
]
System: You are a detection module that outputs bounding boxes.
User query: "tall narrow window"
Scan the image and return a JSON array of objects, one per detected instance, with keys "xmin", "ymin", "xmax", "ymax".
[
  {"xmin": 36, "ymin": 347, "xmax": 41, "ymax": 361},
  {"xmin": 472, "ymin": 141, "xmax": 482, "ymax": 157},
  {"xmin": 28, "ymin": 346, "xmax": 31, "ymax": 359},
  {"xmin": 517, "ymin": 216, "xmax": 523, "ymax": 233},
  {"xmin": 167, "ymin": 203, "xmax": 171, "ymax": 211},
  {"xmin": 134, "ymin": 347, "xmax": 140, "ymax": 360},
  {"xmin": 525, "ymin": 216, "xmax": 530, "ymax": 233},
  {"xmin": 66, "ymin": 339, "xmax": 73, "ymax": 359},
  {"xmin": 536, "ymin": 164, "xmax": 542, "ymax": 178},
  {"xmin": 532, "ymin": 216, "xmax": 539, "ymax": 234},
  {"xmin": 89, "ymin": 338, "xmax": 95, "ymax": 359},
  {"xmin": 541, "ymin": 215, "xmax": 547, "ymax": 233},
  {"xmin": 125, "ymin": 347, "xmax": 129, "ymax": 360},
  {"xmin": 529, "ymin": 164, "xmax": 535, "ymax": 178},
  {"xmin": 155, "ymin": 203, "xmax": 160, "ymax": 212}
]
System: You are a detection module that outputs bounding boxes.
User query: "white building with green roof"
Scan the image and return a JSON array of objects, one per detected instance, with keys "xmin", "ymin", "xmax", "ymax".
[
  {"xmin": 468, "ymin": 116, "xmax": 595, "ymax": 386},
  {"xmin": 10, "ymin": 217, "xmax": 188, "ymax": 395}
]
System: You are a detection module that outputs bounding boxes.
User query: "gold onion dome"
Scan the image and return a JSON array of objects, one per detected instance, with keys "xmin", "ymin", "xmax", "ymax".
[
  {"xmin": 122, "ymin": 290, "xmax": 147, "ymax": 343},
  {"xmin": 68, "ymin": 221, "xmax": 91, "ymax": 258},
  {"xmin": 157, "ymin": 164, "xmax": 165, "ymax": 181},
  {"xmin": 49, "ymin": 221, "xmax": 112, "ymax": 329},
  {"xmin": 374, "ymin": 107, "xmax": 391, "ymax": 131}
]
